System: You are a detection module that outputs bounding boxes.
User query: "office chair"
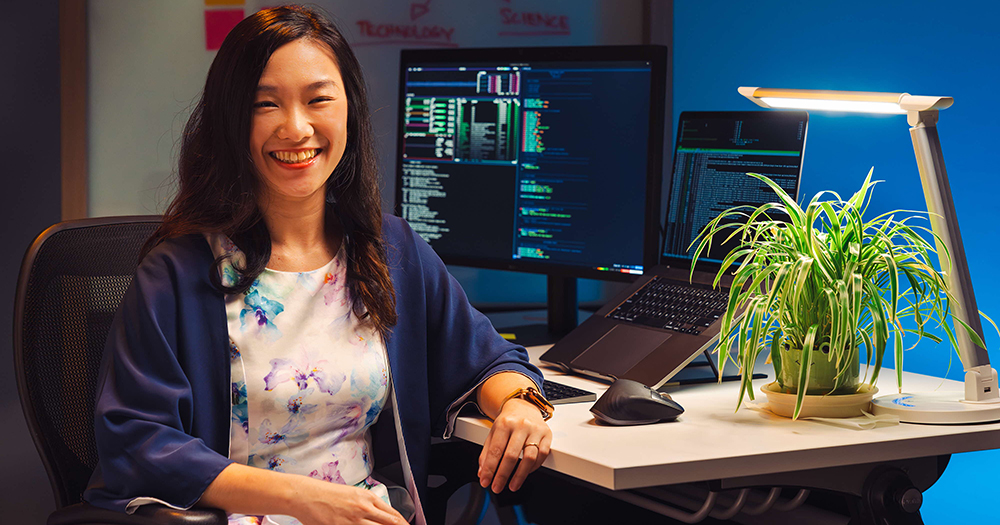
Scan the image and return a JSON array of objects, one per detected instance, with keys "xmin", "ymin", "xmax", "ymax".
[
  {"xmin": 14, "ymin": 216, "xmax": 492, "ymax": 525},
  {"xmin": 13, "ymin": 216, "xmax": 227, "ymax": 524}
]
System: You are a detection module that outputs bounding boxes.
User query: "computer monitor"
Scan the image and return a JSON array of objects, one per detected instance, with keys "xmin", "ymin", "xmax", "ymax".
[{"xmin": 394, "ymin": 45, "xmax": 669, "ymax": 338}]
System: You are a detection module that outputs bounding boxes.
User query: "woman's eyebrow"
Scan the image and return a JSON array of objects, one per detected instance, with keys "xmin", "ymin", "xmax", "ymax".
[
  {"xmin": 255, "ymin": 80, "xmax": 339, "ymax": 93},
  {"xmin": 306, "ymin": 80, "xmax": 339, "ymax": 90}
]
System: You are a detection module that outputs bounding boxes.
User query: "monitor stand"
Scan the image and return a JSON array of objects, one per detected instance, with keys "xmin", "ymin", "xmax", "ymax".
[{"xmin": 503, "ymin": 276, "xmax": 579, "ymax": 347}]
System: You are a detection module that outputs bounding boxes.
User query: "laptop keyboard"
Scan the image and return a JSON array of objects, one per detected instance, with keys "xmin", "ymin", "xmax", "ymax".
[
  {"xmin": 543, "ymin": 379, "xmax": 597, "ymax": 405},
  {"xmin": 607, "ymin": 276, "xmax": 728, "ymax": 335}
]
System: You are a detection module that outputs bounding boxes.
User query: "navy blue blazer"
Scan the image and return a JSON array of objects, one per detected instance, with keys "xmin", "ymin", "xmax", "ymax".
[{"xmin": 83, "ymin": 214, "xmax": 543, "ymax": 515}]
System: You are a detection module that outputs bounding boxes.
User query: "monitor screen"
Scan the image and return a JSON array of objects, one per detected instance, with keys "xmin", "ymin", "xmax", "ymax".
[
  {"xmin": 662, "ymin": 111, "xmax": 809, "ymax": 266},
  {"xmin": 395, "ymin": 46, "xmax": 668, "ymax": 281}
]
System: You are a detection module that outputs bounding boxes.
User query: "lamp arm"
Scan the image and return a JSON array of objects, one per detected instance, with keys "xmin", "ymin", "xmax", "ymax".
[{"xmin": 908, "ymin": 109, "xmax": 998, "ymax": 402}]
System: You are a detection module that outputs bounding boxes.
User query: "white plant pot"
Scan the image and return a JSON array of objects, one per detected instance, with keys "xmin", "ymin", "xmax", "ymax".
[{"xmin": 761, "ymin": 382, "xmax": 878, "ymax": 419}]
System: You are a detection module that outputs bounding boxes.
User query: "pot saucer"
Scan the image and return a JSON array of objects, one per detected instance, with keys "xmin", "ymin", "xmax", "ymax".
[{"xmin": 761, "ymin": 382, "xmax": 878, "ymax": 418}]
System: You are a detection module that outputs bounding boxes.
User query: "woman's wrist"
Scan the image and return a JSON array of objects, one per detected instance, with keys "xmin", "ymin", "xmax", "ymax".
[
  {"xmin": 200, "ymin": 463, "xmax": 308, "ymax": 518},
  {"xmin": 476, "ymin": 371, "xmax": 542, "ymax": 419},
  {"xmin": 499, "ymin": 397, "xmax": 546, "ymax": 420}
]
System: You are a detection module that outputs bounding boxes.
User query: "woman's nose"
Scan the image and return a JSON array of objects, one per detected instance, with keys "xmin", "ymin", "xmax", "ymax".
[{"xmin": 277, "ymin": 107, "xmax": 313, "ymax": 141}]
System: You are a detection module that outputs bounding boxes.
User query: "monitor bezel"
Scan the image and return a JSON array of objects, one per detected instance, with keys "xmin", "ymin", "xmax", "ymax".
[
  {"xmin": 659, "ymin": 110, "xmax": 809, "ymax": 275},
  {"xmin": 394, "ymin": 45, "xmax": 668, "ymax": 283}
]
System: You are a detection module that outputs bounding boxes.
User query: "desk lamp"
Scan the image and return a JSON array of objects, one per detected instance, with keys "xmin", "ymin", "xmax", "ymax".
[{"xmin": 738, "ymin": 87, "xmax": 1000, "ymax": 424}]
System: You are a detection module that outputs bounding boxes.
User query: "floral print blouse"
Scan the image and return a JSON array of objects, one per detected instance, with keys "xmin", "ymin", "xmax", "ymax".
[{"xmin": 207, "ymin": 234, "xmax": 390, "ymax": 525}]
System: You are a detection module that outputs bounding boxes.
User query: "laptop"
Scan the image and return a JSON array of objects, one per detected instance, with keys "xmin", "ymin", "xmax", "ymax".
[{"xmin": 540, "ymin": 111, "xmax": 808, "ymax": 389}]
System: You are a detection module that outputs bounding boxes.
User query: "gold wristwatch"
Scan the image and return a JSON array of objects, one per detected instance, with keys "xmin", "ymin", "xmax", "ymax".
[{"xmin": 501, "ymin": 386, "xmax": 554, "ymax": 421}]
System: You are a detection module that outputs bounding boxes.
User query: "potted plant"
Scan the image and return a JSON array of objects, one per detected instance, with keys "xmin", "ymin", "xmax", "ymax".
[{"xmin": 690, "ymin": 169, "xmax": 990, "ymax": 419}]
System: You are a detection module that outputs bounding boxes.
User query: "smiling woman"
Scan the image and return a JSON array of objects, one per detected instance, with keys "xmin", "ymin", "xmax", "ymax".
[{"xmin": 82, "ymin": 5, "xmax": 551, "ymax": 525}]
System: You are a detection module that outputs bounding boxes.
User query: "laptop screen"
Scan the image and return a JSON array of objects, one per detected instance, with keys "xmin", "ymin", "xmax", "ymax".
[{"xmin": 661, "ymin": 111, "xmax": 808, "ymax": 267}]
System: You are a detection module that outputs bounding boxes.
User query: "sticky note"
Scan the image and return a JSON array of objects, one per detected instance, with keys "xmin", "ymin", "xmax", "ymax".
[{"xmin": 205, "ymin": 9, "xmax": 244, "ymax": 50}]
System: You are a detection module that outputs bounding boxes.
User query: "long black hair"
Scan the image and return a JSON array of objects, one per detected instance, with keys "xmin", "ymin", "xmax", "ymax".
[{"xmin": 144, "ymin": 5, "xmax": 397, "ymax": 336}]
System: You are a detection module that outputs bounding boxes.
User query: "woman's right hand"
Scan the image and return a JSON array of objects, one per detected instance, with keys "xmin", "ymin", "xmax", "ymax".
[
  {"xmin": 294, "ymin": 477, "xmax": 408, "ymax": 525},
  {"xmin": 199, "ymin": 463, "xmax": 407, "ymax": 525}
]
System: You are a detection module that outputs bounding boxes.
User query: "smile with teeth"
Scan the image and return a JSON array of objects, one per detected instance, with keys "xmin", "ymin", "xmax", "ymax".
[{"xmin": 271, "ymin": 148, "xmax": 321, "ymax": 164}]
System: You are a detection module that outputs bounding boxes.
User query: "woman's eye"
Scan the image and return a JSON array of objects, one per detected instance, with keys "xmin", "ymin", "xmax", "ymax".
[
  {"xmin": 253, "ymin": 101, "xmax": 277, "ymax": 109},
  {"xmin": 310, "ymin": 97, "xmax": 333, "ymax": 104}
]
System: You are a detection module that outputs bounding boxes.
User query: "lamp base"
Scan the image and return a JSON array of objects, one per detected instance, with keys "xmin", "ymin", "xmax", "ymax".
[{"xmin": 871, "ymin": 392, "xmax": 1000, "ymax": 424}]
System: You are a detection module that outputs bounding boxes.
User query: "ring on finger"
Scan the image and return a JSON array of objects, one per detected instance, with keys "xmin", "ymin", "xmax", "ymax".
[{"xmin": 523, "ymin": 442, "xmax": 540, "ymax": 449}]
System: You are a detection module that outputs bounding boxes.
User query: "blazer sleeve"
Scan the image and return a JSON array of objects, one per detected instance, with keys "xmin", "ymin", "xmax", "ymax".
[
  {"xmin": 385, "ymin": 216, "xmax": 544, "ymax": 436},
  {"xmin": 84, "ymin": 241, "xmax": 233, "ymax": 513}
]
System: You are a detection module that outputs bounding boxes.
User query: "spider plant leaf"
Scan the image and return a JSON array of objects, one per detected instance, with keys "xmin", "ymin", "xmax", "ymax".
[
  {"xmin": 863, "ymin": 280, "xmax": 888, "ymax": 386},
  {"xmin": 748, "ymin": 172, "xmax": 805, "ymax": 228},
  {"xmin": 835, "ymin": 280, "xmax": 851, "ymax": 369},
  {"xmin": 824, "ymin": 287, "xmax": 839, "ymax": 365},
  {"xmin": 746, "ymin": 202, "xmax": 784, "ymax": 229},
  {"xmin": 722, "ymin": 281, "xmax": 746, "ymax": 340},
  {"xmin": 953, "ymin": 316, "xmax": 989, "ymax": 349},
  {"xmin": 821, "ymin": 202, "xmax": 840, "ymax": 237},
  {"xmin": 980, "ymin": 310, "xmax": 1000, "ymax": 338},
  {"xmin": 859, "ymin": 329, "xmax": 874, "ymax": 385},
  {"xmin": 791, "ymin": 256, "xmax": 814, "ymax": 315},
  {"xmin": 749, "ymin": 298, "xmax": 769, "ymax": 373},
  {"xmin": 793, "ymin": 325, "xmax": 819, "ymax": 420},
  {"xmin": 899, "ymin": 328, "xmax": 943, "ymax": 344},
  {"xmin": 894, "ymin": 324, "xmax": 904, "ymax": 391},
  {"xmin": 884, "ymin": 253, "xmax": 899, "ymax": 324},
  {"xmin": 852, "ymin": 272, "xmax": 864, "ymax": 333},
  {"xmin": 770, "ymin": 330, "xmax": 784, "ymax": 389},
  {"xmin": 847, "ymin": 168, "xmax": 877, "ymax": 218},
  {"xmin": 718, "ymin": 248, "xmax": 755, "ymax": 283},
  {"xmin": 938, "ymin": 312, "xmax": 962, "ymax": 362},
  {"xmin": 716, "ymin": 334, "xmax": 733, "ymax": 381},
  {"xmin": 765, "ymin": 262, "xmax": 791, "ymax": 312}
]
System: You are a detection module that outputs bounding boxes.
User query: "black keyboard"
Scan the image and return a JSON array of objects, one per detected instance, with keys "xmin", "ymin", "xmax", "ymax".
[
  {"xmin": 607, "ymin": 276, "xmax": 728, "ymax": 335},
  {"xmin": 543, "ymin": 379, "xmax": 597, "ymax": 405}
]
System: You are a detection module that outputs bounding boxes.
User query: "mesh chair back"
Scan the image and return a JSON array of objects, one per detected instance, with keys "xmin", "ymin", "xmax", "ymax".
[{"xmin": 14, "ymin": 217, "xmax": 161, "ymax": 508}]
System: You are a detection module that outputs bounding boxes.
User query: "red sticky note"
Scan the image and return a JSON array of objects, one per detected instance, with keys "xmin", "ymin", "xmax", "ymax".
[{"xmin": 205, "ymin": 9, "xmax": 244, "ymax": 51}]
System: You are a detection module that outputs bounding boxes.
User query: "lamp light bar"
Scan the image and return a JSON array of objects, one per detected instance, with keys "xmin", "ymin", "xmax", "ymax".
[
  {"xmin": 759, "ymin": 97, "xmax": 905, "ymax": 114},
  {"xmin": 738, "ymin": 87, "xmax": 953, "ymax": 114}
]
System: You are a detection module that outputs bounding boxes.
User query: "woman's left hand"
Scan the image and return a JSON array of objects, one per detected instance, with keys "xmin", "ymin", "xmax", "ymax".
[{"xmin": 478, "ymin": 397, "xmax": 552, "ymax": 493}]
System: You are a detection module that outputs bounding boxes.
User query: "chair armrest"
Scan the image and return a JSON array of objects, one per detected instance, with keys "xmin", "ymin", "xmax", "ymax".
[{"xmin": 48, "ymin": 503, "xmax": 227, "ymax": 525}]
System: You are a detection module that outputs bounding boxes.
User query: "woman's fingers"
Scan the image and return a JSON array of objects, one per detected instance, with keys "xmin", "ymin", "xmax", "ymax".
[
  {"xmin": 478, "ymin": 421, "xmax": 508, "ymax": 488},
  {"xmin": 300, "ymin": 483, "xmax": 408, "ymax": 525},
  {"xmin": 506, "ymin": 433, "xmax": 545, "ymax": 492},
  {"xmin": 368, "ymin": 492, "xmax": 407, "ymax": 524},
  {"xmin": 489, "ymin": 428, "xmax": 529, "ymax": 493}
]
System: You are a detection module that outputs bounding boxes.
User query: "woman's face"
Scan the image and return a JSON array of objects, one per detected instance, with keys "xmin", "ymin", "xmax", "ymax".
[{"xmin": 250, "ymin": 39, "xmax": 348, "ymax": 207}]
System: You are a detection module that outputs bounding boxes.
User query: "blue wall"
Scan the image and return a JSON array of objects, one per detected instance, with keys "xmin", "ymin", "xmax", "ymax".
[{"xmin": 674, "ymin": 0, "xmax": 1000, "ymax": 520}]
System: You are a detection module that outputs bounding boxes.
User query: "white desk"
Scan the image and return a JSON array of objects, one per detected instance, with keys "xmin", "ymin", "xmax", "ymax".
[{"xmin": 454, "ymin": 346, "xmax": 1000, "ymax": 495}]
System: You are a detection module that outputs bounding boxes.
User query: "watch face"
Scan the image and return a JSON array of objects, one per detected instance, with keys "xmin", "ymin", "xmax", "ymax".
[
  {"xmin": 525, "ymin": 388, "xmax": 554, "ymax": 419},
  {"xmin": 529, "ymin": 388, "xmax": 554, "ymax": 409}
]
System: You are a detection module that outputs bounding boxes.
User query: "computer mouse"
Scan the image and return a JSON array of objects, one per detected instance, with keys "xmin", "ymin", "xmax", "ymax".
[{"xmin": 590, "ymin": 378, "xmax": 684, "ymax": 425}]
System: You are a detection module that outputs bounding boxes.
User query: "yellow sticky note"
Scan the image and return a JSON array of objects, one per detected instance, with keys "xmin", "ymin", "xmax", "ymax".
[{"xmin": 499, "ymin": 333, "xmax": 516, "ymax": 341}]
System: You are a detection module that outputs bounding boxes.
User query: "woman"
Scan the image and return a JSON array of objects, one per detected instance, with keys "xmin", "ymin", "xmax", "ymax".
[{"xmin": 84, "ymin": 6, "xmax": 552, "ymax": 525}]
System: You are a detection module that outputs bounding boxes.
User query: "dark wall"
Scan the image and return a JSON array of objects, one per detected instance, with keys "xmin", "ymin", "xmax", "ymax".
[{"xmin": 1, "ymin": 0, "xmax": 63, "ymax": 520}]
